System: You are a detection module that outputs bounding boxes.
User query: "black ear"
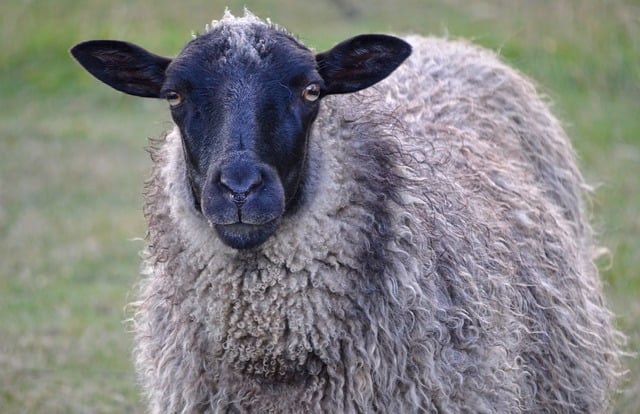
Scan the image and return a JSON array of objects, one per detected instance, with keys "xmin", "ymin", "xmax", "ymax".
[
  {"xmin": 316, "ymin": 34, "xmax": 411, "ymax": 96},
  {"xmin": 70, "ymin": 40, "xmax": 172, "ymax": 98}
]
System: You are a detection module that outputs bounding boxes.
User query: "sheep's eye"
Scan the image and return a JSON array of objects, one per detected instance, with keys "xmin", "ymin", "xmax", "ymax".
[
  {"xmin": 166, "ymin": 91, "xmax": 183, "ymax": 107},
  {"xmin": 302, "ymin": 83, "xmax": 321, "ymax": 102}
]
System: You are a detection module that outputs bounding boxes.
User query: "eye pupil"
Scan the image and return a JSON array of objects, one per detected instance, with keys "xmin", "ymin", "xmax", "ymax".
[
  {"xmin": 166, "ymin": 91, "xmax": 183, "ymax": 107},
  {"xmin": 302, "ymin": 84, "xmax": 321, "ymax": 102}
]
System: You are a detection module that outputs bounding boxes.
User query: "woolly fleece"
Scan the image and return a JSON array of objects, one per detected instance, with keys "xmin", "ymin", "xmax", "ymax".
[{"xmin": 132, "ymin": 12, "xmax": 622, "ymax": 414}]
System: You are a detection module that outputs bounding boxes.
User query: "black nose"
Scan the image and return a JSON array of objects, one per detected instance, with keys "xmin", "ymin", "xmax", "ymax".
[
  {"xmin": 219, "ymin": 165, "xmax": 263, "ymax": 205},
  {"xmin": 201, "ymin": 153, "xmax": 285, "ymax": 230}
]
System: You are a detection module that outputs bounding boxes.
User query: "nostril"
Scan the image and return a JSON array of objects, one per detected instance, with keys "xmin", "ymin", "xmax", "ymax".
[
  {"xmin": 218, "ymin": 168, "xmax": 264, "ymax": 205},
  {"xmin": 248, "ymin": 173, "xmax": 263, "ymax": 192},
  {"xmin": 231, "ymin": 192, "xmax": 247, "ymax": 205}
]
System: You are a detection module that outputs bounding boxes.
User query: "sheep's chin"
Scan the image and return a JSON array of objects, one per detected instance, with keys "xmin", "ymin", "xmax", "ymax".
[{"xmin": 213, "ymin": 220, "xmax": 280, "ymax": 250}]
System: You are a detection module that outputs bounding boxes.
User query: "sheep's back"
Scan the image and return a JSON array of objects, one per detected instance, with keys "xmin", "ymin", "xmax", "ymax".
[{"xmin": 310, "ymin": 36, "xmax": 621, "ymax": 412}]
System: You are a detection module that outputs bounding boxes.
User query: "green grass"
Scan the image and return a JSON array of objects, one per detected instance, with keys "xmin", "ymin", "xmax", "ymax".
[{"xmin": 1, "ymin": 0, "xmax": 638, "ymax": 412}]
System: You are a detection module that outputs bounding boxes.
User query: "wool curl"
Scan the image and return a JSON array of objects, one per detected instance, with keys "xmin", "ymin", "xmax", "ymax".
[{"xmin": 130, "ymin": 15, "xmax": 623, "ymax": 414}]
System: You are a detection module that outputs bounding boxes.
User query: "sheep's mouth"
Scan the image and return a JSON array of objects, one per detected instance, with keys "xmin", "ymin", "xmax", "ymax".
[{"xmin": 214, "ymin": 220, "xmax": 280, "ymax": 249}]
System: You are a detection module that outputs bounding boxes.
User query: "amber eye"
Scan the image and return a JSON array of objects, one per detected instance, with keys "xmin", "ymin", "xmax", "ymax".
[
  {"xmin": 166, "ymin": 91, "xmax": 183, "ymax": 107},
  {"xmin": 302, "ymin": 83, "xmax": 321, "ymax": 102}
]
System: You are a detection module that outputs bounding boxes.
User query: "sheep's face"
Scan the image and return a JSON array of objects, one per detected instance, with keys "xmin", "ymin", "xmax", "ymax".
[
  {"xmin": 70, "ymin": 14, "xmax": 411, "ymax": 249},
  {"xmin": 162, "ymin": 26, "xmax": 322, "ymax": 249}
]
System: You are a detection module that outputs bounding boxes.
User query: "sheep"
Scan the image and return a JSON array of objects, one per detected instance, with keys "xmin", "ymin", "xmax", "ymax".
[{"xmin": 70, "ymin": 10, "xmax": 622, "ymax": 413}]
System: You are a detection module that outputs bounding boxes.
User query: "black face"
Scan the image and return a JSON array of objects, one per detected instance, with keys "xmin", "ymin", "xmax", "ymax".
[
  {"xmin": 70, "ymin": 17, "xmax": 411, "ymax": 250},
  {"xmin": 162, "ymin": 28, "xmax": 322, "ymax": 248}
]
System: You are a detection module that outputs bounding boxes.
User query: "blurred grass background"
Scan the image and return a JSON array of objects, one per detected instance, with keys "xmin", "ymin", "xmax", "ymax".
[{"xmin": 1, "ymin": 0, "xmax": 638, "ymax": 412}]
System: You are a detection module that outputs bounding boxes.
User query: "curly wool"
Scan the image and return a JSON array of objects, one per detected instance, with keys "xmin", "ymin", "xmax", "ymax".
[{"xmin": 132, "ymin": 32, "xmax": 622, "ymax": 413}]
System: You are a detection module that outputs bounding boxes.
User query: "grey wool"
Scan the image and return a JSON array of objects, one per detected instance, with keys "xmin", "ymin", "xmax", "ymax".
[{"xmin": 79, "ymin": 11, "xmax": 623, "ymax": 414}]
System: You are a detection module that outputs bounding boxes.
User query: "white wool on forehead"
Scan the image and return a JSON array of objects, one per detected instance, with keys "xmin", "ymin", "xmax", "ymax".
[
  {"xmin": 203, "ymin": 8, "xmax": 268, "ymax": 34},
  {"xmin": 192, "ymin": 8, "xmax": 291, "ymax": 63}
]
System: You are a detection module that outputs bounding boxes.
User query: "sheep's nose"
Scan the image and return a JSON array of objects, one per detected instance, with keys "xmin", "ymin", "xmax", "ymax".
[{"xmin": 219, "ymin": 167, "xmax": 263, "ymax": 205}]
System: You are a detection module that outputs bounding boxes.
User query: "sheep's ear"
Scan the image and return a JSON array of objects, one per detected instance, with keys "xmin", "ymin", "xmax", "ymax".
[
  {"xmin": 316, "ymin": 34, "xmax": 411, "ymax": 95},
  {"xmin": 70, "ymin": 40, "xmax": 171, "ymax": 98}
]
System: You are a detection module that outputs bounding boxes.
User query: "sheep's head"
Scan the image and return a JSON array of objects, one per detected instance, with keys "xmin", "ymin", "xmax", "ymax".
[{"xmin": 71, "ymin": 12, "xmax": 410, "ymax": 249}]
